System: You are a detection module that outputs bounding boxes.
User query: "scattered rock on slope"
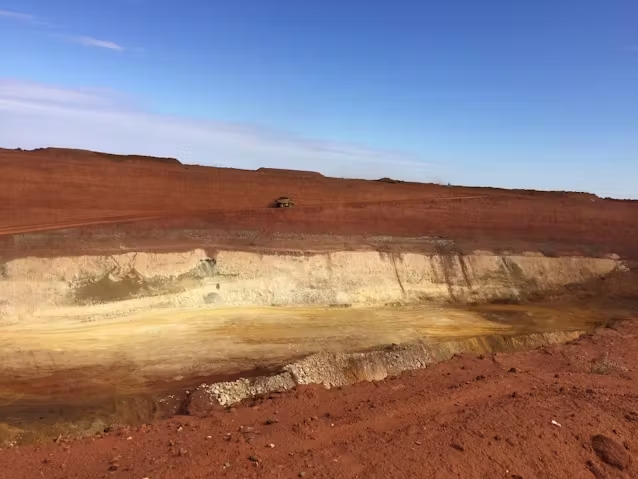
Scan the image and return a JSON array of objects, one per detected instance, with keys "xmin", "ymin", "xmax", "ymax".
[{"xmin": 591, "ymin": 434, "xmax": 630, "ymax": 470}]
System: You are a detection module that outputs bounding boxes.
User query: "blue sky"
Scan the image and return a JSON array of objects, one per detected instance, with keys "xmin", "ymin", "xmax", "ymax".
[{"xmin": 0, "ymin": 0, "xmax": 637, "ymax": 197}]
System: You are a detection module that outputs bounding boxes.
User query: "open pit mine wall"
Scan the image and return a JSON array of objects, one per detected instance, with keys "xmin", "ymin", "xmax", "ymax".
[{"xmin": 0, "ymin": 249, "xmax": 626, "ymax": 318}]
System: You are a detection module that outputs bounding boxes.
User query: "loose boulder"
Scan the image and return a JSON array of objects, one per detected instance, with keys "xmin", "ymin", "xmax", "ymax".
[{"xmin": 591, "ymin": 434, "xmax": 630, "ymax": 470}]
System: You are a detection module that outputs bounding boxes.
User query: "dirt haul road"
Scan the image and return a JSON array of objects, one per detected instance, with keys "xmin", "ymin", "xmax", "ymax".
[{"xmin": 0, "ymin": 195, "xmax": 487, "ymax": 238}]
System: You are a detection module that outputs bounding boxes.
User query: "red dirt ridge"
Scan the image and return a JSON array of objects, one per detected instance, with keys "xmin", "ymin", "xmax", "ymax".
[{"xmin": 0, "ymin": 147, "xmax": 636, "ymax": 259}]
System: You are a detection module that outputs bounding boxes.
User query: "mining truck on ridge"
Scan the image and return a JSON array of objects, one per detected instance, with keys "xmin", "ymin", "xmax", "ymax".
[{"xmin": 273, "ymin": 197, "xmax": 295, "ymax": 208}]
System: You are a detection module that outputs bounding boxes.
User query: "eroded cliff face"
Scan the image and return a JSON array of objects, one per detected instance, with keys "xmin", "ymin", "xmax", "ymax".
[
  {"xmin": 0, "ymin": 247, "xmax": 634, "ymax": 445},
  {"xmin": 0, "ymin": 249, "xmax": 626, "ymax": 321}
]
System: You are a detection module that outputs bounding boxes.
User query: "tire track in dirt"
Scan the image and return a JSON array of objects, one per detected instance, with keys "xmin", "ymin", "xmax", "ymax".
[{"xmin": 0, "ymin": 196, "xmax": 487, "ymax": 237}]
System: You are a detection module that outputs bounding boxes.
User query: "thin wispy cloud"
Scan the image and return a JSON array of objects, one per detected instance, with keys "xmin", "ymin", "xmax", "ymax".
[
  {"xmin": 0, "ymin": 9, "xmax": 126, "ymax": 51},
  {"xmin": 0, "ymin": 9, "xmax": 35, "ymax": 22},
  {"xmin": 68, "ymin": 36, "xmax": 125, "ymax": 51},
  {"xmin": 0, "ymin": 79, "xmax": 635, "ymax": 198},
  {"xmin": 0, "ymin": 79, "xmax": 443, "ymax": 182},
  {"xmin": 0, "ymin": 8, "xmax": 52, "ymax": 27},
  {"xmin": 0, "ymin": 80, "xmax": 136, "ymax": 111}
]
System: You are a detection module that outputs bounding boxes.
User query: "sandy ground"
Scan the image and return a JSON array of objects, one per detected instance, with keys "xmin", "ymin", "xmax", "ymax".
[
  {"xmin": 0, "ymin": 303, "xmax": 618, "ymax": 379},
  {"xmin": 0, "ymin": 306, "xmax": 513, "ymax": 386},
  {"xmin": 1, "ymin": 319, "xmax": 637, "ymax": 478}
]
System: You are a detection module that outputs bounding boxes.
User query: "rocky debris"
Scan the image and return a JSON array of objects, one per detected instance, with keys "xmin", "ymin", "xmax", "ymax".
[
  {"xmin": 107, "ymin": 455, "xmax": 121, "ymax": 471},
  {"xmin": 585, "ymin": 460, "xmax": 606, "ymax": 479},
  {"xmin": 625, "ymin": 411, "xmax": 638, "ymax": 422},
  {"xmin": 193, "ymin": 346, "xmax": 437, "ymax": 407},
  {"xmin": 590, "ymin": 354, "xmax": 628, "ymax": 375},
  {"xmin": 188, "ymin": 331, "xmax": 588, "ymax": 410},
  {"xmin": 183, "ymin": 389, "xmax": 224, "ymax": 417},
  {"xmin": 200, "ymin": 373, "xmax": 296, "ymax": 407},
  {"xmin": 591, "ymin": 434, "xmax": 630, "ymax": 470},
  {"xmin": 203, "ymin": 292, "xmax": 221, "ymax": 304}
]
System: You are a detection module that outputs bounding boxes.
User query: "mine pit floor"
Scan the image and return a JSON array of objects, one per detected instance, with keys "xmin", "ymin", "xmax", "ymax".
[{"xmin": 0, "ymin": 301, "xmax": 634, "ymax": 445}]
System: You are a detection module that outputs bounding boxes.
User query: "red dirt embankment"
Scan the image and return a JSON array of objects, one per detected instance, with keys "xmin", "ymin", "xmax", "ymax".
[
  {"xmin": 1, "ymin": 147, "xmax": 637, "ymax": 258},
  {"xmin": 1, "ymin": 148, "xmax": 638, "ymax": 478},
  {"xmin": 1, "ymin": 320, "xmax": 637, "ymax": 478}
]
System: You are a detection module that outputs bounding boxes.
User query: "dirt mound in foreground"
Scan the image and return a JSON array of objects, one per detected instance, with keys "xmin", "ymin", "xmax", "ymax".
[{"xmin": 2, "ymin": 319, "xmax": 637, "ymax": 478}]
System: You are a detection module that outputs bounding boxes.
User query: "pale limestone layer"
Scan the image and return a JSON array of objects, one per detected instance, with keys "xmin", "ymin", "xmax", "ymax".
[
  {"xmin": 0, "ymin": 248, "xmax": 623, "ymax": 385},
  {"xmin": 0, "ymin": 249, "xmax": 625, "ymax": 323}
]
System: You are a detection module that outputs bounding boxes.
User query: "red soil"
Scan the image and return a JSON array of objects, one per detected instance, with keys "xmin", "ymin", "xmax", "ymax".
[
  {"xmin": 1, "ymin": 320, "xmax": 637, "ymax": 478},
  {"xmin": 2, "ymin": 147, "xmax": 638, "ymax": 478},
  {"xmin": 1, "ymin": 147, "xmax": 637, "ymax": 258}
]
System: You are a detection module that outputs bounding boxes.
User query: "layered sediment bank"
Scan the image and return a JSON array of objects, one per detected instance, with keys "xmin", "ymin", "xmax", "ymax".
[
  {"xmin": 0, "ymin": 248, "xmax": 625, "ymax": 316},
  {"xmin": 0, "ymin": 248, "xmax": 626, "ymax": 374},
  {"xmin": 0, "ymin": 246, "xmax": 634, "ymax": 444}
]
